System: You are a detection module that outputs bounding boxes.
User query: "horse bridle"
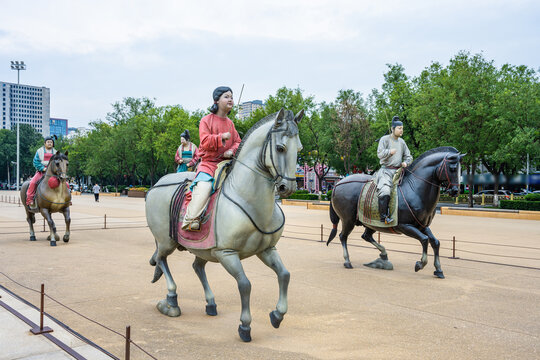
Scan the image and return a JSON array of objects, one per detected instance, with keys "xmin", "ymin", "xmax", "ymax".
[
  {"xmin": 403, "ymin": 154, "xmax": 459, "ymax": 190},
  {"xmin": 222, "ymin": 123, "xmax": 295, "ymax": 235}
]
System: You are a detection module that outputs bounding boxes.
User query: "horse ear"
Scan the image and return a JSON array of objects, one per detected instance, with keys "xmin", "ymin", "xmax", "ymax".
[
  {"xmin": 459, "ymin": 153, "xmax": 466, "ymax": 161},
  {"xmin": 274, "ymin": 108, "xmax": 285, "ymax": 128},
  {"xmin": 64, "ymin": 150, "xmax": 69, "ymax": 157},
  {"xmin": 294, "ymin": 109, "xmax": 304, "ymax": 124}
]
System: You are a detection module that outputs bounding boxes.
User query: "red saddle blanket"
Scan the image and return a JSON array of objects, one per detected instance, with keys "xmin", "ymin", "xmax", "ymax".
[{"xmin": 174, "ymin": 187, "xmax": 220, "ymax": 250}]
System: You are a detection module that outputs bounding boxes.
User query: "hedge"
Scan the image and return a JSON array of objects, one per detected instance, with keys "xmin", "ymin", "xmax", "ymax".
[
  {"xmin": 287, "ymin": 193, "xmax": 320, "ymax": 200},
  {"xmin": 500, "ymin": 200, "xmax": 540, "ymax": 211},
  {"xmin": 525, "ymin": 193, "xmax": 540, "ymax": 202}
]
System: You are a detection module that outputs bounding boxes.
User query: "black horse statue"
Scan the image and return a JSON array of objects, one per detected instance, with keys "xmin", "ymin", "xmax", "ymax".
[{"xmin": 327, "ymin": 147, "xmax": 464, "ymax": 278}]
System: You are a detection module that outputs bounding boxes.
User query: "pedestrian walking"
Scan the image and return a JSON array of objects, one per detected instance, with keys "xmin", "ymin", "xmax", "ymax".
[{"xmin": 93, "ymin": 183, "xmax": 101, "ymax": 202}]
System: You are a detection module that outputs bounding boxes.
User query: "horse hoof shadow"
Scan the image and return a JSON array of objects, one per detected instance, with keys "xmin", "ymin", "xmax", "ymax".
[
  {"xmin": 206, "ymin": 304, "xmax": 217, "ymax": 316},
  {"xmin": 433, "ymin": 270, "xmax": 445, "ymax": 279},
  {"xmin": 343, "ymin": 262, "xmax": 353, "ymax": 269},
  {"xmin": 238, "ymin": 325, "xmax": 251, "ymax": 342},
  {"xmin": 156, "ymin": 299, "xmax": 181, "ymax": 317}
]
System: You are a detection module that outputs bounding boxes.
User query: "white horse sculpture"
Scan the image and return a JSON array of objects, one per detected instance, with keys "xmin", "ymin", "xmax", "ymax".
[{"xmin": 146, "ymin": 109, "xmax": 303, "ymax": 342}]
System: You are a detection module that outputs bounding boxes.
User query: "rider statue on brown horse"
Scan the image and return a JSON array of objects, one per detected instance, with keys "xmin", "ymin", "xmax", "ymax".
[{"xmin": 20, "ymin": 136, "xmax": 71, "ymax": 246}]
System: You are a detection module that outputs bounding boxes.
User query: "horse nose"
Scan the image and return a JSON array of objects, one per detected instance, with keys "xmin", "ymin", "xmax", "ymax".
[{"xmin": 278, "ymin": 184, "xmax": 287, "ymax": 193}]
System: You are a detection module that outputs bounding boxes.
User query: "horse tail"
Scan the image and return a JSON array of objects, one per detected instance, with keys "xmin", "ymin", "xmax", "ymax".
[{"xmin": 327, "ymin": 202, "xmax": 339, "ymax": 246}]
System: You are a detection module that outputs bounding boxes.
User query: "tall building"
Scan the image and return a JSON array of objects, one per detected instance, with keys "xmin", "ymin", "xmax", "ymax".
[
  {"xmin": 1, "ymin": 81, "xmax": 50, "ymax": 136},
  {"xmin": 50, "ymin": 118, "xmax": 68, "ymax": 137},
  {"xmin": 238, "ymin": 100, "xmax": 264, "ymax": 120}
]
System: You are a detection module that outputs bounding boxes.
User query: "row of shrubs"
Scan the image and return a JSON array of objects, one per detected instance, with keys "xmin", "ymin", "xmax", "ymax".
[
  {"xmin": 285, "ymin": 189, "xmax": 332, "ymax": 201},
  {"xmin": 500, "ymin": 193, "xmax": 540, "ymax": 210}
]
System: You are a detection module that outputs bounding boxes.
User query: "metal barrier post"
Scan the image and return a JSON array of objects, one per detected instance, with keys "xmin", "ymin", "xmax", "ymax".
[
  {"xmin": 320, "ymin": 224, "xmax": 323, "ymax": 242},
  {"xmin": 378, "ymin": 232, "xmax": 381, "ymax": 244},
  {"xmin": 125, "ymin": 325, "xmax": 131, "ymax": 360},
  {"xmin": 30, "ymin": 284, "xmax": 53, "ymax": 334},
  {"xmin": 104, "ymin": 214, "xmax": 107, "ymax": 229},
  {"xmin": 455, "ymin": 196, "xmax": 458, "ymax": 204},
  {"xmin": 450, "ymin": 236, "xmax": 459, "ymax": 259},
  {"xmin": 481, "ymin": 194, "xmax": 485, "ymax": 206}
]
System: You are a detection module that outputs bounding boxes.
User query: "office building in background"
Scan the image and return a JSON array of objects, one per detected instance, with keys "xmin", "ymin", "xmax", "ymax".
[
  {"xmin": 50, "ymin": 118, "xmax": 68, "ymax": 137},
  {"xmin": 1, "ymin": 81, "xmax": 50, "ymax": 136}
]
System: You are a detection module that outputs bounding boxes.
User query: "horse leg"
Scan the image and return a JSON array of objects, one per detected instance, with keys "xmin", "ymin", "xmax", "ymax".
[
  {"xmin": 257, "ymin": 246, "xmax": 290, "ymax": 329},
  {"xmin": 40, "ymin": 208, "xmax": 59, "ymax": 246},
  {"xmin": 396, "ymin": 224, "xmax": 429, "ymax": 272},
  {"xmin": 155, "ymin": 255, "xmax": 181, "ymax": 317},
  {"xmin": 26, "ymin": 211, "xmax": 36, "ymax": 241},
  {"xmin": 362, "ymin": 228, "xmax": 393, "ymax": 270},
  {"xmin": 423, "ymin": 227, "xmax": 445, "ymax": 279},
  {"xmin": 214, "ymin": 249, "xmax": 252, "ymax": 342},
  {"xmin": 192, "ymin": 257, "xmax": 217, "ymax": 316},
  {"xmin": 62, "ymin": 207, "xmax": 71, "ymax": 242},
  {"xmin": 340, "ymin": 220, "xmax": 356, "ymax": 269}
]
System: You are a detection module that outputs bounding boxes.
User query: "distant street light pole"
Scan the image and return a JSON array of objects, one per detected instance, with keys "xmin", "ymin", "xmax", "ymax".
[{"xmin": 11, "ymin": 61, "xmax": 26, "ymax": 191}]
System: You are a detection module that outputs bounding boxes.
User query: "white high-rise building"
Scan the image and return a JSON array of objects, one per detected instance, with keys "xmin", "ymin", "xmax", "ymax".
[
  {"xmin": 238, "ymin": 100, "xmax": 264, "ymax": 120},
  {"xmin": 1, "ymin": 81, "xmax": 50, "ymax": 136}
]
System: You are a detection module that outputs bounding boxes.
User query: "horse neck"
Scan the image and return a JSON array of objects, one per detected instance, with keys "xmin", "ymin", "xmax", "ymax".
[
  {"xmin": 226, "ymin": 122, "xmax": 276, "ymax": 208},
  {"xmin": 404, "ymin": 155, "xmax": 444, "ymax": 202}
]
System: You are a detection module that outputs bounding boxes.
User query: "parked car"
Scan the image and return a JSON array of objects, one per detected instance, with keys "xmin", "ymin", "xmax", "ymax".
[{"xmin": 473, "ymin": 190, "xmax": 511, "ymax": 203}]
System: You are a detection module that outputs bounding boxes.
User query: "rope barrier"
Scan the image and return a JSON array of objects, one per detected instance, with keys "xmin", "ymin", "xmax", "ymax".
[{"xmin": 0, "ymin": 272, "xmax": 157, "ymax": 360}]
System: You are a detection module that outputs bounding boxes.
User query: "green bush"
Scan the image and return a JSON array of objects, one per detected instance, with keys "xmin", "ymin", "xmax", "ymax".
[
  {"xmin": 439, "ymin": 194, "xmax": 468, "ymax": 203},
  {"xmin": 525, "ymin": 193, "xmax": 540, "ymax": 202},
  {"xmin": 287, "ymin": 192, "xmax": 320, "ymax": 200},
  {"xmin": 325, "ymin": 190, "xmax": 332, "ymax": 201},
  {"xmin": 500, "ymin": 200, "xmax": 540, "ymax": 211},
  {"xmin": 295, "ymin": 190, "xmax": 309, "ymax": 194}
]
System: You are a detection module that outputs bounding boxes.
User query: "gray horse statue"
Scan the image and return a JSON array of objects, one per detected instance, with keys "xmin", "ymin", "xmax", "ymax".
[
  {"xmin": 327, "ymin": 147, "xmax": 464, "ymax": 278},
  {"xmin": 20, "ymin": 151, "xmax": 71, "ymax": 246},
  {"xmin": 146, "ymin": 109, "xmax": 303, "ymax": 342}
]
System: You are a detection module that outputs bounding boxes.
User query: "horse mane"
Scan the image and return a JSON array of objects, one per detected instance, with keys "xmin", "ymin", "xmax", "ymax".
[
  {"xmin": 409, "ymin": 146, "xmax": 458, "ymax": 171},
  {"xmin": 45, "ymin": 152, "xmax": 68, "ymax": 172}
]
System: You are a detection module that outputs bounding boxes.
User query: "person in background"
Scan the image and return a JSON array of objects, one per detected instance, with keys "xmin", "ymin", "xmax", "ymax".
[{"xmin": 93, "ymin": 183, "xmax": 101, "ymax": 202}]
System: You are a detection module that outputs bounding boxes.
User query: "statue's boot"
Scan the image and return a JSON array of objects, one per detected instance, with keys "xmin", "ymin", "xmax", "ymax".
[
  {"xmin": 381, "ymin": 195, "xmax": 393, "ymax": 224},
  {"xmin": 378, "ymin": 196, "xmax": 387, "ymax": 222},
  {"xmin": 182, "ymin": 181, "xmax": 212, "ymax": 231}
]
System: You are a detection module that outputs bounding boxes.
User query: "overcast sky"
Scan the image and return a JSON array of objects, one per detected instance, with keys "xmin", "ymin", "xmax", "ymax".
[{"xmin": 1, "ymin": 0, "xmax": 538, "ymax": 128}]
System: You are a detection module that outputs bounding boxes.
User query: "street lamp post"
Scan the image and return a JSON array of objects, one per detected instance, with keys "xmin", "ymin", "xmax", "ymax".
[{"xmin": 10, "ymin": 61, "xmax": 26, "ymax": 191}]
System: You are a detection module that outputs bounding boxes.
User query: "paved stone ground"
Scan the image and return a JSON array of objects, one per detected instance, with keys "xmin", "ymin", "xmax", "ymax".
[{"xmin": 0, "ymin": 190, "xmax": 538, "ymax": 359}]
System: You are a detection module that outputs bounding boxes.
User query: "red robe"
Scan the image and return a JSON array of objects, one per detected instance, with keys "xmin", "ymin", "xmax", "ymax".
[{"xmin": 197, "ymin": 113, "xmax": 241, "ymax": 176}]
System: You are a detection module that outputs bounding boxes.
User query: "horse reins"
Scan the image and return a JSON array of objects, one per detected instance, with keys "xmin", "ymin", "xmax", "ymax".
[{"xmin": 221, "ymin": 123, "xmax": 296, "ymax": 235}]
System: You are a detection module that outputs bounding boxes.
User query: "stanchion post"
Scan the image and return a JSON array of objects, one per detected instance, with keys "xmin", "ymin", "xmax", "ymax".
[
  {"xmin": 104, "ymin": 214, "xmax": 107, "ymax": 229},
  {"xmin": 18, "ymin": 198, "xmax": 21, "ymax": 207},
  {"xmin": 378, "ymin": 232, "xmax": 381, "ymax": 244},
  {"xmin": 320, "ymin": 224, "xmax": 323, "ymax": 242},
  {"xmin": 125, "ymin": 325, "xmax": 131, "ymax": 360},
  {"xmin": 450, "ymin": 236, "xmax": 459, "ymax": 259},
  {"xmin": 30, "ymin": 284, "xmax": 53, "ymax": 334}
]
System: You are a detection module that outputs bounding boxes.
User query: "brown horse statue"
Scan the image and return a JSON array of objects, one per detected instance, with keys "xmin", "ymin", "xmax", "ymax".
[{"xmin": 20, "ymin": 151, "xmax": 71, "ymax": 246}]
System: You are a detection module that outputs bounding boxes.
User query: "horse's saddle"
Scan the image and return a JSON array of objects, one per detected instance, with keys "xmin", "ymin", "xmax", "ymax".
[
  {"xmin": 357, "ymin": 170, "xmax": 401, "ymax": 228},
  {"xmin": 170, "ymin": 160, "xmax": 232, "ymax": 250}
]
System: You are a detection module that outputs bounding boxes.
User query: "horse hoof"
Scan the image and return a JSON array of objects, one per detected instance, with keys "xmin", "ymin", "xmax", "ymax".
[
  {"xmin": 63, "ymin": 235, "xmax": 69, "ymax": 243},
  {"xmin": 269, "ymin": 310, "xmax": 283, "ymax": 329},
  {"xmin": 343, "ymin": 262, "xmax": 353, "ymax": 269},
  {"xmin": 414, "ymin": 261, "xmax": 423, "ymax": 272},
  {"xmin": 29, "ymin": 236, "xmax": 36, "ymax": 241},
  {"xmin": 206, "ymin": 304, "xmax": 218, "ymax": 316},
  {"xmin": 157, "ymin": 299, "xmax": 181, "ymax": 317},
  {"xmin": 238, "ymin": 325, "xmax": 251, "ymax": 342},
  {"xmin": 434, "ymin": 270, "xmax": 445, "ymax": 279},
  {"xmin": 50, "ymin": 241, "xmax": 56, "ymax": 247},
  {"xmin": 364, "ymin": 258, "xmax": 394, "ymax": 270}
]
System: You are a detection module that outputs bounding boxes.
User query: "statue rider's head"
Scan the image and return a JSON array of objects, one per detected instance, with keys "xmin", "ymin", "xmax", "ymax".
[
  {"xmin": 210, "ymin": 86, "xmax": 234, "ymax": 116},
  {"xmin": 391, "ymin": 116, "xmax": 403, "ymax": 138},
  {"xmin": 180, "ymin": 129, "xmax": 190, "ymax": 145},
  {"xmin": 44, "ymin": 136, "xmax": 55, "ymax": 150}
]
